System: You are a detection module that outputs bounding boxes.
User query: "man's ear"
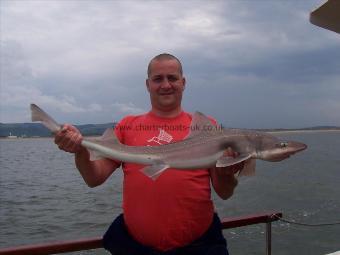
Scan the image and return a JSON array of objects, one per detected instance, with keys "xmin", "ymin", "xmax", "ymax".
[
  {"xmin": 182, "ymin": 77, "xmax": 186, "ymax": 91},
  {"xmin": 146, "ymin": 79, "xmax": 150, "ymax": 92}
]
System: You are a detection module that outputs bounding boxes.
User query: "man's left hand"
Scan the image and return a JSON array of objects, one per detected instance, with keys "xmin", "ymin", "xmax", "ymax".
[{"xmin": 216, "ymin": 147, "xmax": 245, "ymax": 176}]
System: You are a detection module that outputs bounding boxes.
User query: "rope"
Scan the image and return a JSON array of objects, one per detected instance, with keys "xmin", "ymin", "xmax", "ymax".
[{"xmin": 271, "ymin": 214, "xmax": 340, "ymax": 227}]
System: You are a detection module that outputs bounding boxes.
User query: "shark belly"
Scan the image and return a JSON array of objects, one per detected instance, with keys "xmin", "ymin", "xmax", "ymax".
[{"xmin": 167, "ymin": 151, "xmax": 224, "ymax": 169}]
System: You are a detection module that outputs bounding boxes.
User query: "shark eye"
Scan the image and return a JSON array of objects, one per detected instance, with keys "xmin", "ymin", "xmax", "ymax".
[{"xmin": 279, "ymin": 142, "xmax": 289, "ymax": 148}]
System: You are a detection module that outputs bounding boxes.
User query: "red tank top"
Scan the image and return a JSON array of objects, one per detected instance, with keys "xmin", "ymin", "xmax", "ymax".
[{"xmin": 114, "ymin": 111, "xmax": 214, "ymax": 251}]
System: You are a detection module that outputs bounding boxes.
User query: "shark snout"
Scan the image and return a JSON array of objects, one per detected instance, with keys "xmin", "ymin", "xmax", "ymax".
[
  {"xmin": 262, "ymin": 140, "xmax": 307, "ymax": 162},
  {"xmin": 279, "ymin": 141, "xmax": 307, "ymax": 160},
  {"xmin": 288, "ymin": 141, "xmax": 307, "ymax": 153}
]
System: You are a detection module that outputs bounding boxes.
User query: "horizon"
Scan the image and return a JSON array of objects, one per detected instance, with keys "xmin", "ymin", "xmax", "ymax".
[{"xmin": 1, "ymin": 121, "xmax": 340, "ymax": 131}]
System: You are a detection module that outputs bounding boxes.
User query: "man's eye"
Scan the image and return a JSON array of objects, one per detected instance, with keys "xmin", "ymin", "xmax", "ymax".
[
  {"xmin": 153, "ymin": 77, "xmax": 163, "ymax": 82},
  {"xmin": 167, "ymin": 76, "xmax": 178, "ymax": 82}
]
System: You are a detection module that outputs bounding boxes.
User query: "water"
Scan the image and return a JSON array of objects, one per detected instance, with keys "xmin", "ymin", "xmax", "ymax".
[{"xmin": 0, "ymin": 132, "xmax": 339, "ymax": 255}]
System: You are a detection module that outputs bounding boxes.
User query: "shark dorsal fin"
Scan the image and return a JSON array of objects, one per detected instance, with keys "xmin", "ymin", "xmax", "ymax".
[
  {"xmin": 88, "ymin": 128, "xmax": 121, "ymax": 161},
  {"xmin": 90, "ymin": 128, "xmax": 120, "ymax": 147},
  {"xmin": 100, "ymin": 128, "xmax": 121, "ymax": 145},
  {"xmin": 186, "ymin": 111, "xmax": 218, "ymax": 139}
]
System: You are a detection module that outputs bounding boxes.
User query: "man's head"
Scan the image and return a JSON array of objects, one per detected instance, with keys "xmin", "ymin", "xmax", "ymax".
[
  {"xmin": 146, "ymin": 53, "xmax": 186, "ymax": 115},
  {"xmin": 147, "ymin": 53, "xmax": 183, "ymax": 78}
]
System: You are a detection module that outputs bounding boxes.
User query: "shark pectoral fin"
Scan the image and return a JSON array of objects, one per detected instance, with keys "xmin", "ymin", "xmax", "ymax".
[
  {"xmin": 238, "ymin": 159, "xmax": 256, "ymax": 176},
  {"xmin": 140, "ymin": 163, "xmax": 169, "ymax": 180},
  {"xmin": 216, "ymin": 154, "xmax": 252, "ymax": 167}
]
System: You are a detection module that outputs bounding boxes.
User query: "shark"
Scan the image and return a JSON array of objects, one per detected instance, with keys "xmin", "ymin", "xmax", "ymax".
[{"xmin": 30, "ymin": 103, "xmax": 307, "ymax": 180}]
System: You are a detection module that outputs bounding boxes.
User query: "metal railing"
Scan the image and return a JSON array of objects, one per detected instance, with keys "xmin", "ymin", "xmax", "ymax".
[
  {"xmin": 221, "ymin": 212, "xmax": 282, "ymax": 255},
  {"xmin": 0, "ymin": 212, "xmax": 282, "ymax": 255}
]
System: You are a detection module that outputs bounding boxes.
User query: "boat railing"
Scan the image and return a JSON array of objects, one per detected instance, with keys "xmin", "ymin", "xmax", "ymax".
[{"xmin": 0, "ymin": 211, "xmax": 282, "ymax": 255}]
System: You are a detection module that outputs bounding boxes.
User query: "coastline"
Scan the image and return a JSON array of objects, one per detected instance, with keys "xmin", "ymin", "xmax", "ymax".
[
  {"xmin": 266, "ymin": 129, "xmax": 340, "ymax": 135},
  {"xmin": 1, "ymin": 129, "xmax": 340, "ymax": 140}
]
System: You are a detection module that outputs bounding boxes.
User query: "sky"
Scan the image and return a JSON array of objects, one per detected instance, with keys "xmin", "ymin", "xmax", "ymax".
[{"xmin": 1, "ymin": 0, "xmax": 339, "ymax": 129}]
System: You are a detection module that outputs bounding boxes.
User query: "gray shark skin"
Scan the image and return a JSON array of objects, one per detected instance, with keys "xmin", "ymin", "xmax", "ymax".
[{"xmin": 30, "ymin": 104, "xmax": 307, "ymax": 180}]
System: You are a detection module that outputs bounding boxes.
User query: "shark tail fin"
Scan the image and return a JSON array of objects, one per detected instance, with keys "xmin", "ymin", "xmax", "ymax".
[{"xmin": 30, "ymin": 104, "xmax": 61, "ymax": 133}]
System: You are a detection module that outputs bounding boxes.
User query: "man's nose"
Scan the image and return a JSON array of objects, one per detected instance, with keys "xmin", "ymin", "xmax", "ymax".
[{"xmin": 160, "ymin": 78, "xmax": 172, "ymax": 89}]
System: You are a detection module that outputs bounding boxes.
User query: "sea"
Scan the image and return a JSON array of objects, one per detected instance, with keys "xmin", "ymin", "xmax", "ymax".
[{"xmin": 0, "ymin": 131, "xmax": 339, "ymax": 255}]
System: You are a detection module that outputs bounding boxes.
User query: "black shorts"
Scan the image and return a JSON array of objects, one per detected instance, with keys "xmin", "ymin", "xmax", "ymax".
[{"xmin": 103, "ymin": 213, "xmax": 229, "ymax": 255}]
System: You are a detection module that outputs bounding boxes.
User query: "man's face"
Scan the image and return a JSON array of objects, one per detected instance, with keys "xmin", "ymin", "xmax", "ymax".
[{"xmin": 146, "ymin": 59, "xmax": 186, "ymax": 112}]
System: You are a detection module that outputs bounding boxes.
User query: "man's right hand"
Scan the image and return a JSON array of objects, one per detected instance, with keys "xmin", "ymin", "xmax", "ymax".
[{"xmin": 54, "ymin": 124, "xmax": 83, "ymax": 153}]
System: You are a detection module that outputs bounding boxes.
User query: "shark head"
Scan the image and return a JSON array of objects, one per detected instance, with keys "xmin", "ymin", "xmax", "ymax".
[{"xmin": 258, "ymin": 140, "xmax": 307, "ymax": 162}]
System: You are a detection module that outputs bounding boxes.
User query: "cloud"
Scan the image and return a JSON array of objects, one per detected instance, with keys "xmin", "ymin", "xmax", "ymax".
[
  {"xmin": 0, "ymin": 39, "xmax": 103, "ymax": 123},
  {"xmin": 111, "ymin": 102, "xmax": 145, "ymax": 115},
  {"xmin": 1, "ymin": 0, "xmax": 339, "ymax": 127}
]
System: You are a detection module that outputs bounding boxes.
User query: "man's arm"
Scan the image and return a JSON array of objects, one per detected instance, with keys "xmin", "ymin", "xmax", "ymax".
[
  {"xmin": 210, "ymin": 148, "xmax": 244, "ymax": 200},
  {"xmin": 210, "ymin": 165, "xmax": 241, "ymax": 200},
  {"xmin": 55, "ymin": 124, "xmax": 120, "ymax": 187},
  {"xmin": 74, "ymin": 148, "xmax": 119, "ymax": 187}
]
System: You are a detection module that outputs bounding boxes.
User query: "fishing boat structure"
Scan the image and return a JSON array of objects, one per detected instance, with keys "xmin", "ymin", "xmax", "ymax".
[
  {"xmin": 309, "ymin": 0, "xmax": 340, "ymax": 34},
  {"xmin": 0, "ymin": 212, "xmax": 282, "ymax": 255}
]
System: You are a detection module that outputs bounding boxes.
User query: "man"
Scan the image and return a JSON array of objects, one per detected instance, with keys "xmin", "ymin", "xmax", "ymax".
[{"xmin": 55, "ymin": 53, "xmax": 244, "ymax": 255}]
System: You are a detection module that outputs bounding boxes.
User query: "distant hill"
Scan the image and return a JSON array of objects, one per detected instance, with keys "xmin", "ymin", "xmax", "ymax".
[{"xmin": 0, "ymin": 123, "xmax": 115, "ymax": 137}]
